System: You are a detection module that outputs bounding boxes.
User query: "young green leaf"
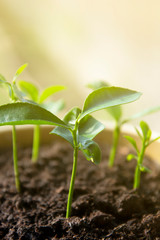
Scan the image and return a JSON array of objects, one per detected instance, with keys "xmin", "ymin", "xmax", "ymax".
[
  {"xmin": 80, "ymin": 139, "xmax": 101, "ymax": 164},
  {"xmin": 78, "ymin": 115, "xmax": 104, "ymax": 139},
  {"xmin": 81, "ymin": 87, "xmax": 141, "ymax": 119},
  {"xmin": 63, "ymin": 107, "xmax": 81, "ymax": 126},
  {"xmin": 0, "ymin": 102, "xmax": 68, "ymax": 128},
  {"xmin": 124, "ymin": 135, "xmax": 139, "ymax": 153},
  {"xmin": 87, "ymin": 81, "xmax": 122, "ymax": 122},
  {"xmin": 123, "ymin": 105, "xmax": 160, "ymax": 124},
  {"xmin": 39, "ymin": 85, "xmax": 66, "ymax": 103},
  {"xmin": 126, "ymin": 154, "xmax": 137, "ymax": 161},
  {"xmin": 51, "ymin": 126, "xmax": 73, "ymax": 146},
  {"xmin": 140, "ymin": 121, "xmax": 150, "ymax": 140},
  {"xmin": 13, "ymin": 63, "xmax": 28, "ymax": 82},
  {"xmin": 126, "ymin": 121, "xmax": 160, "ymax": 189},
  {"xmin": 18, "ymin": 80, "xmax": 39, "ymax": 102}
]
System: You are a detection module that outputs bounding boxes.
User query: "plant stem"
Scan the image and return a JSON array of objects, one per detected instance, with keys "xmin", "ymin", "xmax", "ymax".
[
  {"xmin": 133, "ymin": 141, "xmax": 145, "ymax": 189},
  {"xmin": 12, "ymin": 125, "xmax": 21, "ymax": 192},
  {"xmin": 66, "ymin": 124, "xmax": 78, "ymax": 218},
  {"xmin": 32, "ymin": 125, "xmax": 40, "ymax": 163},
  {"xmin": 108, "ymin": 124, "xmax": 120, "ymax": 167}
]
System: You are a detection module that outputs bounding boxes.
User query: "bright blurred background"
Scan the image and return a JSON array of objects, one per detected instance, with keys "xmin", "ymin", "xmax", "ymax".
[{"xmin": 0, "ymin": 0, "xmax": 160, "ymax": 131}]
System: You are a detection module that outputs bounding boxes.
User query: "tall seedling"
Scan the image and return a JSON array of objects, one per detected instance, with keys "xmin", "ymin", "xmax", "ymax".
[
  {"xmin": 0, "ymin": 86, "xmax": 141, "ymax": 216},
  {"xmin": 18, "ymin": 80, "xmax": 66, "ymax": 163},
  {"xmin": 125, "ymin": 121, "xmax": 160, "ymax": 189},
  {"xmin": 0, "ymin": 64, "xmax": 28, "ymax": 192},
  {"xmin": 87, "ymin": 81, "xmax": 160, "ymax": 167}
]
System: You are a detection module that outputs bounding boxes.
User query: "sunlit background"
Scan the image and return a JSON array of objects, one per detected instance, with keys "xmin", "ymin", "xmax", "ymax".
[{"xmin": 1, "ymin": 0, "xmax": 160, "ymax": 131}]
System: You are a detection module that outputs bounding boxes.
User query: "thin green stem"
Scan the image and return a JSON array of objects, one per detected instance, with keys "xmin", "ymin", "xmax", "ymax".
[
  {"xmin": 66, "ymin": 123, "xmax": 78, "ymax": 218},
  {"xmin": 32, "ymin": 125, "xmax": 40, "ymax": 163},
  {"xmin": 108, "ymin": 124, "xmax": 120, "ymax": 167},
  {"xmin": 133, "ymin": 141, "xmax": 145, "ymax": 189},
  {"xmin": 12, "ymin": 125, "xmax": 21, "ymax": 192}
]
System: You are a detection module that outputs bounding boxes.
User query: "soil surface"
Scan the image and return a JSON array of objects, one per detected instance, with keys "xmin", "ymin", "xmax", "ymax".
[{"xmin": 0, "ymin": 140, "xmax": 160, "ymax": 239}]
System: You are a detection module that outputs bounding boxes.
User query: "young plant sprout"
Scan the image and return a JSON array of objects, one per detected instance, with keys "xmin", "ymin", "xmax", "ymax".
[
  {"xmin": 0, "ymin": 86, "xmax": 141, "ymax": 217},
  {"xmin": 0, "ymin": 63, "xmax": 28, "ymax": 192},
  {"xmin": 125, "ymin": 121, "xmax": 160, "ymax": 189},
  {"xmin": 87, "ymin": 80, "xmax": 160, "ymax": 167},
  {"xmin": 18, "ymin": 80, "xmax": 66, "ymax": 163}
]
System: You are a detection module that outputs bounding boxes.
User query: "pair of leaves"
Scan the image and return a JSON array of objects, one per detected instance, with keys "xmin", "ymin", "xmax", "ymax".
[
  {"xmin": 0, "ymin": 85, "xmax": 141, "ymax": 164},
  {"xmin": 18, "ymin": 80, "xmax": 66, "ymax": 105},
  {"xmin": 52, "ymin": 107, "xmax": 104, "ymax": 164},
  {"xmin": 125, "ymin": 121, "xmax": 160, "ymax": 173}
]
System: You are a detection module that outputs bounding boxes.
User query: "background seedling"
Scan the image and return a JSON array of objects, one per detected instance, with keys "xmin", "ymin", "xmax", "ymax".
[
  {"xmin": 18, "ymin": 80, "xmax": 66, "ymax": 163},
  {"xmin": 125, "ymin": 121, "xmax": 160, "ymax": 189},
  {"xmin": 87, "ymin": 80, "xmax": 160, "ymax": 167},
  {"xmin": 0, "ymin": 86, "xmax": 141, "ymax": 217},
  {"xmin": 0, "ymin": 63, "xmax": 28, "ymax": 192}
]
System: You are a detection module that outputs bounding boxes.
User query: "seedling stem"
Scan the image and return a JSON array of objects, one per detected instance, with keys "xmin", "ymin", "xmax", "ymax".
[
  {"xmin": 109, "ymin": 123, "xmax": 120, "ymax": 167},
  {"xmin": 66, "ymin": 121, "xmax": 79, "ymax": 218},
  {"xmin": 12, "ymin": 125, "xmax": 21, "ymax": 192}
]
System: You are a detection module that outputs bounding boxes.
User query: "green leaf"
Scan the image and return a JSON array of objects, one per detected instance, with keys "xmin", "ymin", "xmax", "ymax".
[
  {"xmin": 123, "ymin": 105, "xmax": 160, "ymax": 123},
  {"xmin": 149, "ymin": 136, "xmax": 160, "ymax": 146},
  {"xmin": 80, "ymin": 139, "xmax": 101, "ymax": 164},
  {"xmin": 39, "ymin": 85, "xmax": 66, "ymax": 103},
  {"xmin": 41, "ymin": 99, "xmax": 65, "ymax": 114},
  {"xmin": 80, "ymin": 87, "xmax": 142, "ymax": 119},
  {"xmin": 124, "ymin": 135, "xmax": 139, "ymax": 153},
  {"xmin": 78, "ymin": 115, "xmax": 104, "ymax": 139},
  {"xmin": 126, "ymin": 154, "xmax": 137, "ymax": 161},
  {"xmin": 13, "ymin": 63, "xmax": 28, "ymax": 82},
  {"xmin": 140, "ymin": 121, "xmax": 150, "ymax": 140},
  {"xmin": 87, "ymin": 81, "xmax": 122, "ymax": 122},
  {"xmin": 18, "ymin": 80, "xmax": 39, "ymax": 102},
  {"xmin": 63, "ymin": 107, "xmax": 81, "ymax": 126},
  {"xmin": 51, "ymin": 126, "xmax": 73, "ymax": 146},
  {"xmin": 0, "ymin": 102, "xmax": 68, "ymax": 128},
  {"xmin": 135, "ymin": 127, "xmax": 142, "ymax": 140}
]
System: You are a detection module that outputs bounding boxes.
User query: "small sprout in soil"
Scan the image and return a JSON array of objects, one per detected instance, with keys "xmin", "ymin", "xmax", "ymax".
[
  {"xmin": 87, "ymin": 80, "xmax": 160, "ymax": 167},
  {"xmin": 0, "ymin": 86, "xmax": 141, "ymax": 216},
  {"xmin": 125, "ymin": 121, "xmax": 160, "ymax": 189},
  {"xmin": 0, "ymin": 63, "xmax": 28, "ymax": 192},
  {"xmin": 18, "ymin": 80, "xmax": 66, "ymax": 163}
]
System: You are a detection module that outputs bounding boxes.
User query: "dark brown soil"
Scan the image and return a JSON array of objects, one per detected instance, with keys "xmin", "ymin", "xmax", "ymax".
[{"xmin": 0, "ymin": 140, "xmax": 160, "ymax": 239}]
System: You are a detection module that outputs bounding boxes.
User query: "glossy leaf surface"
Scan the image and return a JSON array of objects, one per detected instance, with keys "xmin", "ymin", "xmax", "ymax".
[
  {"xmin": 81, "ymin": 87, "xmax": 141, "ymax": 119},
  {"xmin": 78, "ymin": 114, "xmax": 104, "ymax": 139},
  {"xmin": 0, "ymin": 102, "xmax": 68, "ymax": 128},
  {"xmin": 87, "ymin": 81, "xmax": 122, "ymax": 122}
]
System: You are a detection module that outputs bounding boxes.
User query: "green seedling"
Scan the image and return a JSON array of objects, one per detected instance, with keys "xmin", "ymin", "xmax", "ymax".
[
  {"xmin": 87, "ymin": 80, "xmax": 160, "ymax": 167},
  {"xmin": 18, "ymin": 80, "xmax": 66, "ymax": 163},
  {"xmin": 0, "ymin": 86, "xmax": 141, "ymax": 217},
  {"xmin": 0, "ymin": 63, "xmax": 28, "ymax": 192},
  {"xmin": 125, "ymin": 121, "xmax": 160, "ymax": 189}
]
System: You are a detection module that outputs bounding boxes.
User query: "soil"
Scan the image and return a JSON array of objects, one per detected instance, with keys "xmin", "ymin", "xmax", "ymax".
[{"xmin": 0, "ymin": 139, "xmax": 160, "ymax": 240}]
